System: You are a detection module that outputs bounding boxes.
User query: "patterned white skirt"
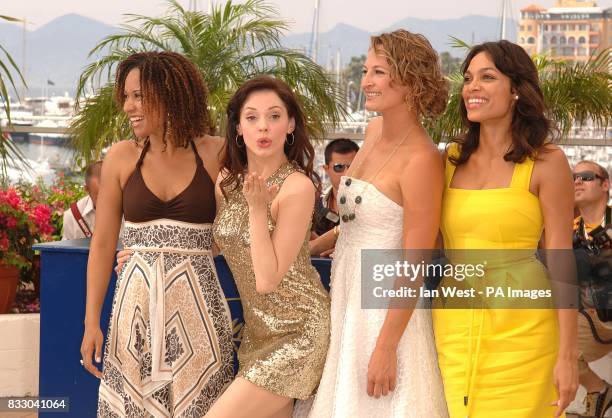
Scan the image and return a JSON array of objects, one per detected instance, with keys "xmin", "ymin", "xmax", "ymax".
[{"xmin": 98, "ymin": 220, "xmax": 234, "ymax": 417}]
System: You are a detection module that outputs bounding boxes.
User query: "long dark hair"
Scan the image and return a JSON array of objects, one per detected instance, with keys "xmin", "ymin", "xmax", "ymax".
[
  {"xmin": 450, "ymin": 40, "xmax": 553, "ymax": 166},
  {"xmin": 114, "ymin": 51, "xmax": 211, "ymax": 148},
  {"xmin": 220, "ymin": 76, "xmax": 319, "ymax": 195}
]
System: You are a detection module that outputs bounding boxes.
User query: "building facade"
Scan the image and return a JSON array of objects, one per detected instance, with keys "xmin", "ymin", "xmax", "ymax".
[{"xmin": 518, "ymin": 0, "xmax": 611, "ymax": 61}]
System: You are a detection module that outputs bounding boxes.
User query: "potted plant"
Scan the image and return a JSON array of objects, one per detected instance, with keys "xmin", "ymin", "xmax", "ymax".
[{"xmin": 0, "ymin": 186, "xmax": 53, "ymax": 313}]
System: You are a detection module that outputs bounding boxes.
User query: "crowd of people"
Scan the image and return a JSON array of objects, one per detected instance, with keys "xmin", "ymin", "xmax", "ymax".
[{"xmin": 64, "ymin": 28, "xmax": 611, "ymax": 418}]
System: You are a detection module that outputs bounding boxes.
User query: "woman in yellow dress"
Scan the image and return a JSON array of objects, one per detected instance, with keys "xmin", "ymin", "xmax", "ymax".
[{"xmin": 432, "ymin": 40, "xmax": 578, "ymax": 418}]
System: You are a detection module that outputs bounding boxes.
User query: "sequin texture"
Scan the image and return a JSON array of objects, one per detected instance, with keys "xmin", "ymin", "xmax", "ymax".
[{"xmin": 212, "ymin": 161, "xmax": 331, "ymax": 400}]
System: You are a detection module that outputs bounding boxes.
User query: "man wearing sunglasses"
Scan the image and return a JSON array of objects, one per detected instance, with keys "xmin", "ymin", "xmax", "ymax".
[
  {"xmin": 311, "ymin": 138, "xmax": 359, "ymax": 241},
  {"xmin": 573, "ymin": 160, "xmax": 612, "ymax": 418}
]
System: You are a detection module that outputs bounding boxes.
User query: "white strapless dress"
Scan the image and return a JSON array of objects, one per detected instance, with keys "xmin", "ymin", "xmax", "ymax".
[{"xmin": 294, "ymin": 177, "xmax": 449, "ymax": 418}]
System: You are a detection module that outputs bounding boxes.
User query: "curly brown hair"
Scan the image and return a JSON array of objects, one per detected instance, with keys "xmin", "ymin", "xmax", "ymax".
[
  {"xmin": 450, "ymin": 40, "xmax": 553, "ymax": 166},
  {"xmin": 220, "ymin": 76, "xmax": 319, "ymax": 197},
  {"xmin": 370, "ymin": 29, "xmax": 448, "ymax": 117},
  {"xmin": 114, "ymin": 51, "xmax": 211, "ymax": 148}
]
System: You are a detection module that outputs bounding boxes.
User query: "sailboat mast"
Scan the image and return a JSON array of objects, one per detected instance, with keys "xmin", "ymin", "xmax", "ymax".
[
  {"xmin": 312, "ymin": 0, "xmax": 320, "ymax": 62},
  {"xmin": 21, "ymin": 18, "xmax": 27, "ymax": 99},
  {"xmin": 335, "ymin": 49, "xmax": 341, "ymax": 86},
  {"xmin": 500, "ymin": 0, "xmax": 508, "ymax": 40}
]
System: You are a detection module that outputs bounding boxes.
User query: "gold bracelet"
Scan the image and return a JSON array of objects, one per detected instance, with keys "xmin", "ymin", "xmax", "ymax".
[{"xmin": 333, "ymin": 225, "xmax": 340, "ymax": 237}]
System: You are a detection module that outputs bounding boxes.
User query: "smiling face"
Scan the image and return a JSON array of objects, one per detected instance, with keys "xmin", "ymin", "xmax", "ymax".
[
  {"xmin": 462, "ymin": 52, "xmax": 517, "ymax": 124},
  {"xmin": 361, "ymin": 48, "xmax": 410, "ymax": 113},
  {"xmin": 237, "ymin": 90, "xmax": 295, "ymax": 160},
  {"xmin": 122, "ymin": 68, "xmax": 163, "ymax": 139}
]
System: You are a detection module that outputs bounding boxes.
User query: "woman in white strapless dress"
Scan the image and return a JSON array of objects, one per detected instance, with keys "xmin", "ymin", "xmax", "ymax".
[{"xmin": 297, "ymin": 30, "xmax": 450, "ymax": 418}]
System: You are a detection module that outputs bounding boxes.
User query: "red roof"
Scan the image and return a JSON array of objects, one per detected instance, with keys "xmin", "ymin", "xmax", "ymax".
[{"xmin": 521, "ymin": 4, "xmax": 546, "ymax": 12}]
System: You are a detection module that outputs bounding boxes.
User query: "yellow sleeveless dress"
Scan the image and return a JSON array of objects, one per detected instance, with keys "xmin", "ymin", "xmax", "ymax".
[{"xmin": 432, "ymin": 143, "xmax": 563, "ymax": 418}]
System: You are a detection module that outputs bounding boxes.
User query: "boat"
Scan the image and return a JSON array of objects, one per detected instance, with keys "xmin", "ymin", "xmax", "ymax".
[{"xmin": 0, "ymin": 102, "xmax": 35, "ymax": 143}]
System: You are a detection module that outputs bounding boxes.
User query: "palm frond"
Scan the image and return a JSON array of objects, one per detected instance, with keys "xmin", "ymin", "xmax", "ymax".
[
  {"xmin": 70, "ymin": 84, "xmax": 131, "ymax": 161},
  {"xmin": 0, "ymin": 15, "xmax": 28, "ymax": 179},
  {"xmin": 425, "ymin": 72, "xmax": 464, "ymax": 142},
  {"xmin": 70, "ymin": 0, "xmax": 346, "ymax": 162},
  {"xmin": 540, "ymin": 48, "xmax": 611, "ymax": 138},
  {"xmin": 448, "ymin": 36, "xmax": 472, "ymax": 51}
]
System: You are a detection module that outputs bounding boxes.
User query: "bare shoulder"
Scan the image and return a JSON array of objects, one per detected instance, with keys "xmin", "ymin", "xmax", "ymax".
[
  {"xmin": 105, "ymin": 139, "xmax": 139, "ymax": 158},
  {"xmin": 534, "ymin": 143, "xmax": 570, "ymax": 174},
  {"xmin": 195, "ymin": 134, "xmax": 225, "ymax": 155},
  {"xmin": 537, "ymin": 143, "xmax": 566, "ymax": 162},
  {"xmin": 104, "ymin": 140, "xmax": 141, "ymax": 169},
  {"xmin": 531, "ymin": 144, "xmax": 572, "ymax": 195},
  {"xmin": 363, "ymin": 116, "xmax": 383, "ymax": 144},
  {"xmin": 195, "ymin": 135, "xmax": 225, "ymax": 181},
  {"xmin": 406, "ymin": 134, "xmax": 443, "ymax": 167},
  {"xmin": 407, "ymin": 145, "xmax": 443, "ymax": 174},
  {"xmin": 280, "ymin": 171, "xmax": 316, "ymax": 197},
  {"xmin": 395, "ymin": 139, "xmax": 443, "ymax": 195}
]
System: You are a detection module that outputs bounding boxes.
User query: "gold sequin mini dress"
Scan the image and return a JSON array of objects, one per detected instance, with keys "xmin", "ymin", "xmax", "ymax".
[{"xmin": 212, "ymin": 161, "xmax": 331, "ymax": 400}]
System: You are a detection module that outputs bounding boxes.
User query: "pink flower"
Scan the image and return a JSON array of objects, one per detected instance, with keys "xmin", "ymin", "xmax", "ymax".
[
  {"xmin": 31, "ymin": 204, "xmax": 54, "ymax": 235},
  {"xmin": 6, "ymin": 217, "xmax": 17, "ymax": 228},
  {"xmin": 4, "ymin": 189, "xmax": 22, "ymax": 209},
  {"xmin": 0, "ymin": 234, "xmax": 8, "ymax": 251}
]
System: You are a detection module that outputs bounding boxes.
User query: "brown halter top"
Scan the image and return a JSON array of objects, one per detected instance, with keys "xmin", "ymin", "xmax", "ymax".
[{"xmin": 122, "ymin": 140, "xmax": 216, "ymax": 224}]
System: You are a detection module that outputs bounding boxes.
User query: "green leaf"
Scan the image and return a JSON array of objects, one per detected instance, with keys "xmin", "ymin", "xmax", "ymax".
[
  {"xmin": 0, "ymin": 15, "xmax": 28, "ymax": 177},
  {"xmin": 71, "ymin": 0, "xmax": 346, "ymax": 163}
]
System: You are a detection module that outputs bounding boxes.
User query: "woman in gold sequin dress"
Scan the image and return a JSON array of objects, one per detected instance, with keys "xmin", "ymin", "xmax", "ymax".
[{"xmin": 207, "ymin": 76, "xmax": 330, "ymax": 418}]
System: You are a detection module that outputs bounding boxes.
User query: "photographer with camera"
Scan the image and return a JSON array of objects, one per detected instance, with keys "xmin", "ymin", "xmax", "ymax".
[
  {"xmin": 310, "ymin": 139, "xmax": 359, "ymax": 255},
  {"xmin": 573, "ymin": 160, "xmax": 612, "ymax": 418}
]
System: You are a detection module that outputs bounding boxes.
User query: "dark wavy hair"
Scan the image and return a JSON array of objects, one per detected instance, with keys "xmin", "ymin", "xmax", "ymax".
[
  {"xmin": 450, "ymin": 40, "xmax": 553, "ymax": 166},
  {"xmin": 220, "ymin": 76, "xmax": 319, "ymax": 196},
  {"xmin": 114, "ymin": 51, "xmax": 211, "ymax": 148}
]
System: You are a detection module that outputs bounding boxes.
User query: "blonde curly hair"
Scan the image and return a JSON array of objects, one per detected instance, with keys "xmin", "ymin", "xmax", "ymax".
[{"xmin": 370, "ymin": 29, "xmax": 448, "ymax": 117}]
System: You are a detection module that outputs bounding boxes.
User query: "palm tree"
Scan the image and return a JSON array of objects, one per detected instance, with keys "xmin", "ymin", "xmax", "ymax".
[
  {"xmin": 427, "ymin": 38, "xmax": 611, "ymax": 143},
  {"xmin": 0, "ymin": 15, "xmax": 28, "ymax": 179},
  {"xmin": 71, "ymin": 0, "xmax": 346, "ymax": 162}
]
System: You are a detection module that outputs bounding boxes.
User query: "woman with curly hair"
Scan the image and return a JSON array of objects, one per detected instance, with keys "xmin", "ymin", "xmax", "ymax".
[
  {"xmin": 432, "ymin": 40, "xmax": 578, "ymax": 417},
  {"xmin": 303, "ymin": 29, "xmax": 450, "ymax": 417},
  {"xmin": 80, "ymin": 51, "xmax": 234, "ymax": 417}
]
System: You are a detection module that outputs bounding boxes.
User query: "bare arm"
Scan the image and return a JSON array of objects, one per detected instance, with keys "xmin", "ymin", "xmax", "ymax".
[
  {"xmin": 200, "ymin": 135, "xmax": 225, "ymax": 257},
  {"xmin": 84, "ymin": 145, "xmax": 127, "ymax": 326},
  {"xmin": 376, "ymin": 149, "xmax": 443, "ymax": 347},
  {"xmin": 309, "ymin": 228, "xmax": 337, "ymax": 255},
  {"xmin": 81, "ymin": 141, "xmax": 131, "ymax": 377},
  {"xmin": 245, "ymin": 173, "xmax": 315, "ymax": 294},
  {"xmin": 536, "ymin": 146, "xmax": 578, "ymax": 416},
  {"xmin": 367, "ymin": 147, "xmax": 444, "ymax": 398}
]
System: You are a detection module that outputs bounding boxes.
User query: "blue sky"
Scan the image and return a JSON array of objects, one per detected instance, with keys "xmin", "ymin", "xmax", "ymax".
[{"xmin": 5, "ymin": 0, "xmax": 612, "ymax": 33}]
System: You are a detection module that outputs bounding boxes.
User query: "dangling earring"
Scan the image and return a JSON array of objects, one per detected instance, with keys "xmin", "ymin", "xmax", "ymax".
[
  {"xmin": 286, "ymin": 132, "xmax": 295, "ymax": 146},
  {"xmin": 235, "ymin": 134, "xmax": 244, "ymax": 148}
]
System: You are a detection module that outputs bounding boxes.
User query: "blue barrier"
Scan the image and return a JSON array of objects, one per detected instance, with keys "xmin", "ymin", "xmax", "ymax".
[{"xmin": 33, "ymin": 239, "xmax": 331, "ymax": 417}]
